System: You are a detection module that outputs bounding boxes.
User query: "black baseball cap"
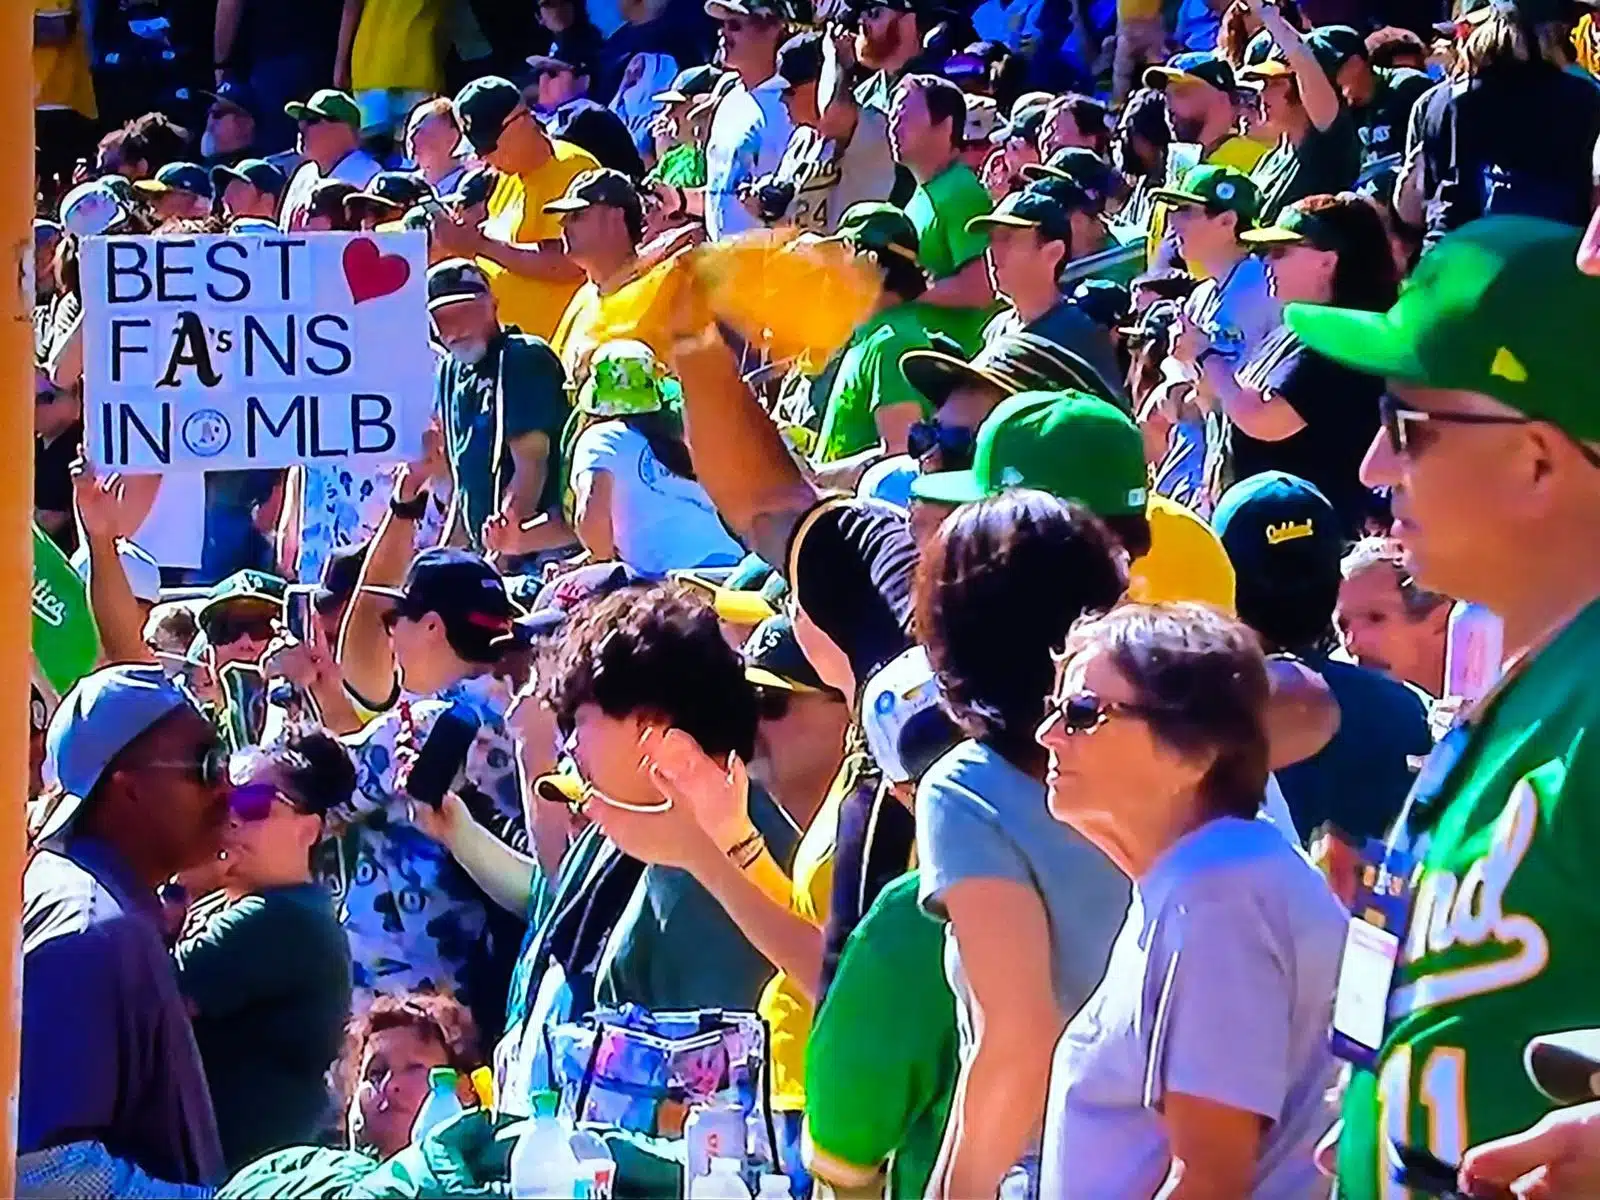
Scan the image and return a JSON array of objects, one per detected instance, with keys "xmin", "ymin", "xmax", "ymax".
[
  {"xmin": 346, "ymin": 171, "xmax": 436, "ymax": 217},
  {"xmin": 652, "ymin": 64, "xmax": 722, "ymax": 105},
  {"xmin": 133, "ymin": 162, "xmax": 213, "ymax": 201},
  {"xmin": 443, "ymin": 165, "xmax": 499, "ymax": 209},
  {"xmin": 1021, "ymin": 147, "xmax": 1119, "ymax": 209},
  {"xmin": 315, "ymin": 542, "xmax": 369, "ymax": 613},
  {"xmin": 968, "ymin": 186, "xmax": 1074, "ymax": 242},
  {"xmin": 1143, "ymin": 52, "xmax": 1257, "ymax": 95},
  {"xmin": 363, "ymin": 547, "xmax": 522, "ymax": 663},
  {"xmin": 210, "ymin": 157, "xmax": 287, "ymax": 200},
  {"xmin": 743, "ymin": 614, "xmax": 828, "ymax": 693},
  {"xmin": 1307, "ymin": 25, "xmax": 1368, "ymax": 68},
  {"xmin": 777, "ymin": 32, "xmax": 824, "ymax": 90},
  {"xmin": 902, "ymin": 330, "xmax": 1116, "ymax": 409},
  {"xmin": 1213, "ymin": 471, "xmax": 1344, "ymax": 591},
  {"xmin": 203, "ymin": 79, "xmax": 260, "ymax": 117},
  {"xmin": 990, "ymin": 96, "xmax": 1051, "ymax": 145},
  {"xmin": 542, "ymin": 167, "xmax": 643, "ymax": 227},
  {"xmin": 306, "ymin": 179, "xmax": 359, "ymax": 224},
  {"xmin": 427, "ymin": 258, "xmax": 494, "ymax": 311},
  {"xmin": 454, "ymin": 76, "xmax": 524, "ymax": 155},
  {"xmin": 526, "ymin": 48, "xmax": 594, "ymax": 77}
]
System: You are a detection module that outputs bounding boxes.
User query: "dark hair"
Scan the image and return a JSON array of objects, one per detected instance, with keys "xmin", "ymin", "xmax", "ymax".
[
  {"xmin": 1131, "ymin": 268, "xmax": 1199, "ymax": 303},
  {"xmin": 622, "ymin": 409, "xmax": 696, "ymax": 480},
  {"xmin": 308, "ymin": 181, "xmax": 361, "ymax": 229},
  {"xmin": 335, "ymin": 992, "xmax": 480, "ymax": 1118},
  {"xmin": 904, "ymin": 74, "xmax": 969, "ymax": 147},
  {"xmin": 1291, "ymin": 193, "xmax": 1400, "ymax": 312},
  {"xmin": 914, "ymin": 490, "xmax": 1127, "ymax": 774},
  {"xmin": 1237, "ymin": 574, "xmax": 1341, "ymax": 655},
  {"xmin": 1060, "ymin": 603, "xmax": 1270, "ymax": 819},
  {"xmin": 1102, "ymin": 511, "xmax": 1153, "ymax": 563},
  {"xmin": 539, "ymin": 583, "xmax": 759, "ymax": 761},
  {"xmin": 54, "ymin": 233, "xmax": 81, "ymax": 300},
  {"xmin": 262, "ymin": 728, "xmax": 358, "ymax": 819},
  {"xmin": 878, "ymin": 248, "xmax": 929, "ymax": 301},
  {"xmin": 120, "ymin": 112, "xmax": 193, "ymax": 173},
  {"xmin": 1055, "ymin": 94, "xmax": 1111, "ymax": 156},
  {"xmin": 1365, "ymin": 25, "xmax": 1427, "ymax": 68},
  {"xmin": 155, "ymin": 215, "xmax": 228, "ymax": 235}
]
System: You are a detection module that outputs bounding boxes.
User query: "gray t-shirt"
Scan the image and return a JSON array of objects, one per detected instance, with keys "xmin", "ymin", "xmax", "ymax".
[
  {"xmin": 1040, "ymin": 816, "xmax": 1345, "ymax": 1199},
  {"xmin": 916, "ymin": 739, "xmax": 1130, "ymax": 1039}
]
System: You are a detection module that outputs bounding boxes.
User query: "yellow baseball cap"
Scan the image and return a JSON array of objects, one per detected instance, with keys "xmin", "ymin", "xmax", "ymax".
[{"xmin": 1126, "ymin": 494, "xmax": 1237, "ymax": 615}]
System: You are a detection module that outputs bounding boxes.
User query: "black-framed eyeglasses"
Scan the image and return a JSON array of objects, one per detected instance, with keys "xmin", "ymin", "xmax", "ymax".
[
  {"xmin": 1045, "ymin": 689, "xmax": 1169, "ymax": 733},
  {"xmin": 1379, "ymin": 394, "xmax": 1600, "ymax": 467},
  {"xmin": 907, "ymin": 419, "xmax": 976, "ymax": 466}
]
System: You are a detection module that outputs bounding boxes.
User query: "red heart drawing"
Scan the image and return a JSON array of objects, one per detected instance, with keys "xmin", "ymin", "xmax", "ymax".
[{"xmin": 342, "ymin": 237, "xmax": 411, "ymax": 304}]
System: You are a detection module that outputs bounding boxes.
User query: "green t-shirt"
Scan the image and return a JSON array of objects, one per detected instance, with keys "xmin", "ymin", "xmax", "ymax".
[
  {"xmin": 904, "ymin": 160, "xmax": 992, "ymax": 281},
  {"xmin": 1337, "ymin": 597, "xmax": 1600, "ymax": 1197},
  {"xmin": 595, "ymin": 784, "xmax": 801, "ymax": 1011},
  {"xmin": 645, "ymin": 142, "xmax": 707, "ymax": 189},
  {"xmin": 814, "ymin": 303, "xmax": 932, "ymax": 464},
  {"xmin": 174, "ymin": 884, "xmax": 353, "ymax": 1172},
  {"xmin": 804, "ymin": 872, "xmax": 957, "ymax": 1200},
  {"xmin": 1250, "ymin": 109, "xmax": 1363, "ymax": 222},
  {"xmin": 438, "ymin": 328, "xmax": 570, "ymax": 549}
]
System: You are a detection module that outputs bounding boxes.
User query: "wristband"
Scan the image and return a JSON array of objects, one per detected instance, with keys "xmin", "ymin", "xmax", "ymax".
[
  {"xmin": 725, "ymin": 828, "xmax": 765, "ymax": 869},
  {"xmin": 389, "ymin": 491, "xmax": 428, "ymax": 521}
]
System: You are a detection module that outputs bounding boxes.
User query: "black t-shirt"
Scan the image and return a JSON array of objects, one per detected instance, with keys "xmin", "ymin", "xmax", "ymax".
[
  {"xmin": 1233, "ymin": 328, "xmax": 1380, "ymax": 535},
  {"xmin": 1251, "ymin": 108, "xmax": 1363, "ymax": 221},
  {"xmin": 1357, "ymin": 67, "xmax": 1431, "ymax": 166},
  {"xmin": 1411, "ymin": 63, "xmax": 1600, "ymax": 247},
  {"xmin": 35, "ymin": 420, "xmax": 81, "ymax": 516}
]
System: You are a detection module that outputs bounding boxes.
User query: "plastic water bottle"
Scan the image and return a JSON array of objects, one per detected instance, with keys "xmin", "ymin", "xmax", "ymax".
[
  {"xmin": 755, "ymin": 1174, "xmax": 793, "ymax": 1199},
  {"xmin": 410, "ymin": 1067, "xmax": 463, "ymax": 1144},
  {"xmin": 688, "ymin": 1156, "xmax": 752, "ymax": 1200},
  {"xmin": 684, "ymin": 1102, "xmax": 747, "ymax": 1181},
  {"xmin": 509, "ymin": 1092, "xmax": 583, "ymax": 1198},
  {"xmin": 1445, "ymin": 601, "xmax": 1504, "ymax": 704}
]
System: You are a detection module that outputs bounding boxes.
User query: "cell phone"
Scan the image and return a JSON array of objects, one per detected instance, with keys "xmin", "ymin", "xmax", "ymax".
[
  {"xmin": 285, "ymin": 586, "xmax": 315, "ymax": 644},
  {"xmin": 218, "ymin": 661, "xmax": 268, "ymax": 754},
  {"xmin": 402, "ymin": 705, "xmax": 480, "ymax": 810},
  {"xmin": 1387, "ymin": 1141, "xmax": 1466, "ymax": 1199},
  {"xmin": 1526, "ymin": 1029, "xmax": 1600, "ymax": 1104}
]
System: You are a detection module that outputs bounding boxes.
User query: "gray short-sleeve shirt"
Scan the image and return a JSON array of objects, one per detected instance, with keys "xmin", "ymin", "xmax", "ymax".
[
  {"xmin": 916, "ymin": 739, "xmax": 1130, "ymax": 1033},
  {"xmin": 1041, "ymin": 816, "xmax": 1346, "ymax": 1198}
]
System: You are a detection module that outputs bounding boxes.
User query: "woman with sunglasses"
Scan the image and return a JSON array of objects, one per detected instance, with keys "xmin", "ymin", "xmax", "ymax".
[
  {"xmin": 172, "ymin": 731, "xmax": 357, "ymax": 1172},
  {"xmin": 913, "ymin": 490, "xmax": 1131, "ymax": 1200},
  {"xmin": 1035, "ymin": 603, "xmax": 1345, "ymax": 1198}
]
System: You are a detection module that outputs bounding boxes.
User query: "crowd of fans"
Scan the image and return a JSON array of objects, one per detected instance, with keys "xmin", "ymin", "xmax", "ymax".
[{"xmin": 23, "ymin": 0, "xmax": 1600, "ymax": 1195}]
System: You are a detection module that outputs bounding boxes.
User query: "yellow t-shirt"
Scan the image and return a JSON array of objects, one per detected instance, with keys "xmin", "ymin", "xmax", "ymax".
[
  {"xmin": 1146, "ymin": 134, "xmax": 1273, "ymax": 276},
  {"xmin": 350, "ymin": 0, "xmax": 449, "ymax": 93},
  {"xmin": 757, "ymin": 757, "xmax": 861, "ymax": 1113},
  {"xmin": 551, "ymin": 279, "xmax": 603, "ymax": 382},
  {"xmin": 480, "ymin": 141, "xmax": 600, "ymax": 342},
  {"xmin": 1577, "ymin": 14, "xmax": 1600, "ymax": 78},
  {"xmin": 34, "ymin": 0, "xmax": 96, "ymax": 118},
  {"xmin": 1127, "ymin": 494, "xmax": 1237, "ymax": 614}
]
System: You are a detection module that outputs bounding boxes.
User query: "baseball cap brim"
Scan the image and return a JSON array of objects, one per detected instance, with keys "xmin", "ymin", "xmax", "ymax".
[
  {"xmin": 359, "ymin": 583, "xmax": 410, "ymax": 601},
  {"xmin": 345, "ymin": 193, "xmax": 404, "ymax": 213},
  {"xmin": 542, "ymin": 196, "xmax": 593, "ymax": 213},
  {"xmin": 1284, "ymin": 304, "xmax": 1420, "ymax": 381},
  {"xmin": 745, "ymin": 665, "xmax": 820, "ymax": 693},
  {"xmin": 210, "ymin": 164, "xmax": 249, "ymax": 190},
  {"xmin": 1146, "ymin": 187, "xmax": 1209, "ymax": 208},
  {"xmin": 908, "ymin": 467, "xmax": 987, "ymax": 506},
  {"xmin": 1239, "ymin": 225, "xmax": 1306, "ymax": 245},
  {"xmin": 427, "ymin": 290, "xmax": 491, "ymax": 311},
  {"xmin": 1239, "ymin": 60, "xmax": 1294, "ymax": 80},
  {"xmin": 535, "ymin": 772, "xmax": 585, "ymax": 806},
  {"xmin": 967, "ymin": 212, "xmax": 1040, "ymax": 232},
  {"xmin": 652, "ymin": 88, "xmax": 690, "ymax": 103},
  {"xmin": 901, "ymin": 348, "xmax": 1013, "ymax": 405},
  {"xmin": 1143, "ymin": 65, "xmax": 1212, "ymax": 88},
  {"xmin": 132, "ymin": 179, "xmax": 176, "ymax": 194}
]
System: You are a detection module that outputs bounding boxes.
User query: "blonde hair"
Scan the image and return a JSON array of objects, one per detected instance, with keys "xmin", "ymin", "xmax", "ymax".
[{"xmin": 1454, "ymin": 11, "xmax": 1534, "ymax": 76}]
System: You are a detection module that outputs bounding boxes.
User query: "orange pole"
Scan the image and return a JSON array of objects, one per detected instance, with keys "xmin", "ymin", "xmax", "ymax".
[{"xmin": 1, "ymin": 2, "xmax": 34, "ymax": 1192}]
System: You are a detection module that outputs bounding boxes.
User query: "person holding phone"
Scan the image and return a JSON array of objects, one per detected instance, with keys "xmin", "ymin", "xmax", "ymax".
[{"xmin": 1036, "ymin": 603, "xmax": 1346, "ymax": 1198}]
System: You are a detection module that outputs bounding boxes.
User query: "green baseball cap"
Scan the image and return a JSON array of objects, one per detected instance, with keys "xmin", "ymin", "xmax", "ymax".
[
  {"xmin": 453, "ymin": 76, "xmax": 524, "ymax": 155},
  {"xmin": 910, "ymin": 389, "xmax": 1149, "ymax": 516},
  {"xmin": 199, "ymin": 569, "xmax": 288, "ymax": 627},
  {"xmin": 1308, "ymin": 25, "xmax": 1367, "ymax": 68},
  {"xmin": 1285, "ymin": 216, "xmax": 1600, "ymax": 441},
  {"xmin": 284, "ymin": 88, "xmax": 362, "ymax": 130},
  {"xmin": 1240, "ymin": 200, "xmax": 1347, "ymax": 249},
  {"xmin": 967, "ymin": 188, "xmax": 1072, "ymax": 243},
  {"xmin": 825, "ymin": 201, "xmax": 921, "ymax": 263},
  {"xmin": 577, "ymin": 340, "xmax": 668, "ymax": 415},
  {"xmin": 1148, "ymin": 164, "xmax": 1261, "ymax": 227}
]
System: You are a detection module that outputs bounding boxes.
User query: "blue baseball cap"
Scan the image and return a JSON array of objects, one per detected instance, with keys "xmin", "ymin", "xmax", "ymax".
[
  {"xmin": 1213, "ymin": 471, "xmax": 1344, "ymax": 589},
  {"xmin": 39, "ymin": 664, "xmax": 198, "ymax": 842},
  {"xmin": 133, "ymin": 161, "xmax": 214, "ymax": 201},
  {"xmin": 203, "ymin": 79, "xmax": 261, "ymax": 117}
]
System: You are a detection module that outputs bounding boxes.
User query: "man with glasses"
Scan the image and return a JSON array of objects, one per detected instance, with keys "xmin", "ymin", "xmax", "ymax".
[
  {"xmin": 1282, "ymin": 215, "xmax": 1600, "ymax": 1199},
  {"xmin": 700, "ymin": 0, "xmax": 793, "ymax": 241},
  {"xmin": 22, "ymin": 664, "xmax": 230, "ymax": 1193},
  {"xmin": 276, "ymin": 89, "xmax": 382, "ymax": 232},
  {"xmin": 524, "ymin": 48, "xmax": 645, "ymax": 178},
  {"xmin": 442, "ymin": 75, "xmax": 598, "ymax": 341}
]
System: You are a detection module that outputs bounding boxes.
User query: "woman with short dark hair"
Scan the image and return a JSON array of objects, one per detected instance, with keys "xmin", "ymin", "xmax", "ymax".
[
  {"xmin": 1036, "ymin": 603, "xmax": 1346, "ymax": 1198},
  {"xmin": 912, "ymin": 490, "xmax": 1131, "ymax": 1200}
]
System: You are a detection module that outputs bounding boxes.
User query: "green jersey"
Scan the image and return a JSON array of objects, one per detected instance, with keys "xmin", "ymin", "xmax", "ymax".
[
  {"xmin": 1337, "ymin": 597, "xmax": 1600, "ymax": 1198},
  {"xmin": 813, "ymin": 303, "xmax": 931, "ymax": 464},
  {"xmin": 904, "ymin": 161, "xmax": 992, "ymax": 281}
]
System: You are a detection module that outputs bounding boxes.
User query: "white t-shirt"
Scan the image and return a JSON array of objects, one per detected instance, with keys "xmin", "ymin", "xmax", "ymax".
[
  {"xmin": 278, "ymin": 148, "xmax": 384, "ymax": 231},
  {"xmin": 773, "ymin": 124, "xmax": 896, "ymax": 234},
  {"xmin": 569, "ymin": 419, "xmax": 743, "ymax": 577},
  {"xmin": 704, "ymin": 75, "xmax": 794, "ymax": 242}
]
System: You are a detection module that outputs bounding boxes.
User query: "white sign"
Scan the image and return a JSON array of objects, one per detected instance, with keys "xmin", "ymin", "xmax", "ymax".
[{"xmin": 81, "ymin": 231, "xmax": 433, "ymax": 472}]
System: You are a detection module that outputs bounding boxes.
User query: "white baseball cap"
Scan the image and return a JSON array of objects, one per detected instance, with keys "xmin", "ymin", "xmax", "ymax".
[
  {"xmin": 859, "ymin": 645, "xmax": 959, "ymax": 784},
  {"xmin": 60, "ymin": 180, "xmax": 131, "ymax": 238}
]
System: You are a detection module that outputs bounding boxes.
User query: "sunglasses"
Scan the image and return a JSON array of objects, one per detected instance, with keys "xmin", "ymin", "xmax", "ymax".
[
  {"xmin": 1046, "ymin": 689, "xmax": 1167, "ymax": 733},
  {"xmin": 754, "ymin": 684, "xmax": 793, "ymax": 722},
  {"xmin": 147, "ymin": 741, "xmax": 230, "ymax": 790},
  {"xmin": 1380, "ymin": 394, "xmax": 1600, "ymax": 468},
  {"xmin": 229, "ymin": 781, "xmax": 292, "ymax": 822},
  {"xmin": 907, "ymin": 419, "xmax": 977, "ymax": 466}
]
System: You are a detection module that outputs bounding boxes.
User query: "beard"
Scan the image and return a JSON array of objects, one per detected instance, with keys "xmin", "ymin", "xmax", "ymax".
[{"xmin": 857, "ymin": 22, "xmax": 906, "ymax": 70}]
